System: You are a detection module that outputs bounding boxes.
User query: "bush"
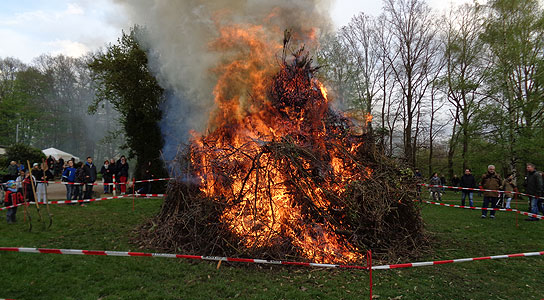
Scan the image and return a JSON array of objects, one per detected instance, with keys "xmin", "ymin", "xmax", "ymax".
[
  {"xmin": 5, "ymin": 143, "xmax": 46, "ymax": 168},
  {"xmin": 0, "ymin": 154, "xmax": 8, "ymax": 176}
]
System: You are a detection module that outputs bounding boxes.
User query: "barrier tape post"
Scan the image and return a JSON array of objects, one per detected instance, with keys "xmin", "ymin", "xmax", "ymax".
[
  {"xmin": 367, "ymin": 250, "xmax": 373, "ymax": 300},
  {"xmin": 113, "ymin": 174, "xmax": 117, "ymax": 196},
  {"xmin": 132, "ymin": 178, "xmax": 135, "ymax": 212}
]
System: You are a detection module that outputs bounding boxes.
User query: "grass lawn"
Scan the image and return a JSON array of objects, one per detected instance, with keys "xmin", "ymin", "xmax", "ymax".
[{"xmin": 0, "ymin": 192, "xmax": 542, "ymax": 300}]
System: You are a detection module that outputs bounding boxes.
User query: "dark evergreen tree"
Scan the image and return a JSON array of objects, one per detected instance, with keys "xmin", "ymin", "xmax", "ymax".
[{"xmin": 89, "ymin": 26, "xmax": 167, "ymax": 186}]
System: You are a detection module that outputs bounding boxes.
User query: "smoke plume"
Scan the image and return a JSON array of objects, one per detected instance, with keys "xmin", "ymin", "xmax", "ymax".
[{"xmin": 113, "ymin": 0, "xmax": 334, "ymax": 162}]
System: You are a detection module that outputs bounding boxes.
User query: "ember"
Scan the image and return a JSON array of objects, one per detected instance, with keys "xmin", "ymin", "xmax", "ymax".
[{"xmin": 138, "ymin": 29, "xmax": 425, "ymax": 264}]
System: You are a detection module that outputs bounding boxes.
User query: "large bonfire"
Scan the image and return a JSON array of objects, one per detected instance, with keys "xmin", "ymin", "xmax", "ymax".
[{"xmin": 138, "ymin": 26, "xmax": 425, "ymax": 264}]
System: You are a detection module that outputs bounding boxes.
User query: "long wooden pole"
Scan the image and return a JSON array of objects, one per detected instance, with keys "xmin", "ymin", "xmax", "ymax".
[
  {"xmin": 42, "ymin": 160, "xmax": 53, "ymax": 229},
  {"xmin": 27, "ymin": 160, "xmax": 43, "ymax": 223}
]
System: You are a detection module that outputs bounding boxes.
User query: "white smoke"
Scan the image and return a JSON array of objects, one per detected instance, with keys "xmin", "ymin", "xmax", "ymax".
[{"xmin": 113, "ymin": 0, "xmax": 334, "ymax": 160}]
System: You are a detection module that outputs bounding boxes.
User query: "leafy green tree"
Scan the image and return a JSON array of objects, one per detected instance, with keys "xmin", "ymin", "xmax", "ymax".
[
  {"xmin": 481, "ymin": 0, "xmax": 544, "ymax": 172},
  {"xmin": 441, "ymin": 3, "xmax": 487, "ymax": 174},
  {"xmin": 88, "ymin": 26, "xmax": 167, "ymax": 182},
  {"xmin": 0, "ymin": 59, "xmax": 47, "ymax": 146}
]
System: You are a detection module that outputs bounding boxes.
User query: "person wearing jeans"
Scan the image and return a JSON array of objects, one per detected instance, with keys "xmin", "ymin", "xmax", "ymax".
[
  {"xmin": 480, "ymin": 165, "xmax": 502, "ymax": 219},
  {"xmin": 83, "ymin": 157, "xmax": 97, "ymax": 200},
  {"xmin": 62, "ymin": 161, "xmax": 76, "ymax": 201},
  {"xmin": 429, "ymin": 173, "xmax": 442, "ymax": 201},
  {"xmin": 100, "ymin": 160, "xmax": 113, "ymax": 194},
  {"xmin": 502, "ymin": 174, "xmax": 516, "ymax": 209},
  {"xmin": 460, "ymin": 169, "xmax": 476, "ymax": 207},
  {"xmin": 524, "ymin": 163, "xmax": 543, "ymax": 221}
]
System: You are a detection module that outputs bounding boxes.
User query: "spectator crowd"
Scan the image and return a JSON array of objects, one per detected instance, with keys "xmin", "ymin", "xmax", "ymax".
[
  {"xmin": 416, "ymin": 163, "xmax": 544, "ymax": 221},
  {"xmin": 2, "ymin": 155, "xmax": 155, "ymax": 224}
]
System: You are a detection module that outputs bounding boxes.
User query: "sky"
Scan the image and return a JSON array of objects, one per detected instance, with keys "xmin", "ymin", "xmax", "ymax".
[{"xmin": 0, "ymin": 0, "xmax": 473, "ymax": 64}]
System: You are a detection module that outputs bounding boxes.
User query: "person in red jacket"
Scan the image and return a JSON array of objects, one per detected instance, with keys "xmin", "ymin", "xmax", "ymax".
[{"xmin": 4, "ymin": 180, "xmax": 23, "ymax": 224}]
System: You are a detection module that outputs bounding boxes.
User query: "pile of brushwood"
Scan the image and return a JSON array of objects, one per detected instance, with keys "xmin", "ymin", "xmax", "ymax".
[{"xmin": 137, "ymin": 47, "xmax": 426, "ymax": 263}]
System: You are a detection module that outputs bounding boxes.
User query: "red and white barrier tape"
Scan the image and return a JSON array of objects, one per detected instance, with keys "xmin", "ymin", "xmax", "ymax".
[
  {"xmin": 28, "ymin": 194, "xmax": 133, "ymax": 205},
  {"xmin": 35, "ymin": 178, "xmax": 172, "ymax": 186},
  {"xmin": 0, "ymin": 247, "xmax": 367, "ymax": 270},
  {"xmin": 0, "ymin": 203, "xmax": 27, "ymax": 211},
  {"xmin": 0, "ymin": 246, "xmax": 542, "ymax": 271},
  {"xmin": 134, "ymin": 194, "xmax": 166, "ymax": 197},
  {"xmin": 421, "ymin": 200, "xmax": 544, "ymax": 220},
  {"xmin": 420, "ymin": 183, "xmax": 544, "ymax": 200},
  {"xmin": 1, "ymin": 193, "xmax": 162, "ymax": 210},
  {"xmin": 372, "ymin": 250, "xmax": 544, "ymax": 270}
]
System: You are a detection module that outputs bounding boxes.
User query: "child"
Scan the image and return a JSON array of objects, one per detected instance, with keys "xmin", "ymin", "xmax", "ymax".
[{"xmin": 4, "ymin": 180, "xmax": 23, "ymax": 224}]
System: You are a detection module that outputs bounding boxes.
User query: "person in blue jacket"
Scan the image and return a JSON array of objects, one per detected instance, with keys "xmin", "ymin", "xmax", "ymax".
[{"xmin": 62, "ymin": 160, "xmax": 77, "ymax": 201}]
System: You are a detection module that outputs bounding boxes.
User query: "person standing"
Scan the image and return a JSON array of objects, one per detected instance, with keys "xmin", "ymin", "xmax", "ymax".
[
  {"xmin": 139, "ymin": 161, "xmax": 154, "ymax": 194},
  {"xmin": 440, "ymin": 174, "xmax": 447, "ymax": 193},
  {"xmin": 414, "ymin": 168, "xmax": 423, "ymax": 201},
  {"xmin": 429, "ymin": 173, "xmax": 442, "ymax": 201},
  {"xmin": 22, "ymin": 171, "xmax": 35, "ymax": 203},
  {"xmin": 460, "ymin": 169, "xmax": 477, "ymax": 207},
  {"xmin": 31, "ymin": 163, "xmax": 46, "ymax": 204},
  {"xmin": 116, "ymin": 156, "xmax": 129, "ymax": 195},
  {"xmin": 83, "ymin": 157, "xmax": 97, "ymax": 200},
  {"xmin": 17, "ymin": 162, "xmax": 25, "ymax": 173},
  {"xmin": 100, "ymin": 160, "xmax": 113, "ymax": 194},
  {"xmin": 62, "ymin": 161, "xmax": 76, "ymax": 201},
  {"xmin": 451, "ymin": 174, "xmax": 460, "ymax": 193},
  {"xmin": 33, "ymin": 162, "xmax": 52, "ymax": 204},
  {"xmin": 46, "ymin": 155, "xmax": 55, "ymax": 170},
  {"xmin": 15, "ymin": 170, "xmax": 25, "ymax": 194},
  {"xmin": 524, "ymin": 163, "xmax": 543, "ymax": 221},
  {"xmin": 56, "ymin": 158, "xmax": 65, "ymax": 178},
  {"xmin": 480, "ymin": 165, "xmax": 502, "ymax": 219},
  {"xmin": 502, "ymin": 174, "xmax": 517, "ymax": 209},
  {"xmin": 7, "ymin": 161, "xmax": 18, "ymax": 181},
  {"xmin": 4, "ymin": 180, "xmax": 23, "ymax": 224},
  {"xmin": 73, "ymin": 162, "xmax": 86, "ymax": 204},
  {"xmin": 108, "ymin": 158, "xmax": 117, "ymax": 193}
]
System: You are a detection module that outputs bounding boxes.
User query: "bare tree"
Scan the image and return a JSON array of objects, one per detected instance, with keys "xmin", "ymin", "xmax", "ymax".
[
  {"xmin": 339, "ymin": 12, "xmax": 381, "ymax": 133},
  {"xmin": 383, "ymin": 0, "xmax": 441, "ymax": 167},
  {"xmin": 374, "ymin": 16, "xmax": 400, "ymax": 156},
  {"xmin": 441, "ymin": 3, "xmax": 487, "ymax": 172}
]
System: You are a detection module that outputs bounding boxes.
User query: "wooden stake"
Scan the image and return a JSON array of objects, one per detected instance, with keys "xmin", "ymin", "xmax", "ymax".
[
  {"xmin": 132, "ymin": 178, "xmax": 135, "ymax": 211},
  {"xmin": 42, "ymin": 160, "xmax": 53, "ymax": 229},
  {"xmin": 27, "ymin": 160, "xmax": 43, "ymax": 223},
  {"xmin": 367, "ymin": 250, "xmax": 373, "ymax": 300}
]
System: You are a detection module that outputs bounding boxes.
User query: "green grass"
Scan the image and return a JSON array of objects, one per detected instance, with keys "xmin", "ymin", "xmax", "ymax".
[{"xmin": 0, "ymin": 193, "xmax": 543, "ymax": 300}]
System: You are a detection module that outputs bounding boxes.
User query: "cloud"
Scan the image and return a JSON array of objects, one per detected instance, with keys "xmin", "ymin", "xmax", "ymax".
[
  {"xmin": 0, "ymin": 29, "xmax": 37, "ymax": 60},
  {"xmin": 0, "ymin": 0, "xmax": 128, "ymax": 63},
  {"xmin": 66, "ymin": 3, "xmax": 84, "ymax": 15},
  {"xmin": 46, "ymin": 40, "xmax": 90, "ymax": 58}
]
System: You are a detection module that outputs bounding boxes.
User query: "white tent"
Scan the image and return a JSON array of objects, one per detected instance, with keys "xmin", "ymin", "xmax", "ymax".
[{"xmin": 42, "ymin": 147, "xmax": 80, "ymax": 162}]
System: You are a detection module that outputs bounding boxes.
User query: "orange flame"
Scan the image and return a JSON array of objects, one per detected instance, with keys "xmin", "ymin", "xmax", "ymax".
[{"xmin": 188, "ymin": 16, "xmax": 372, "ymax": 264}]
